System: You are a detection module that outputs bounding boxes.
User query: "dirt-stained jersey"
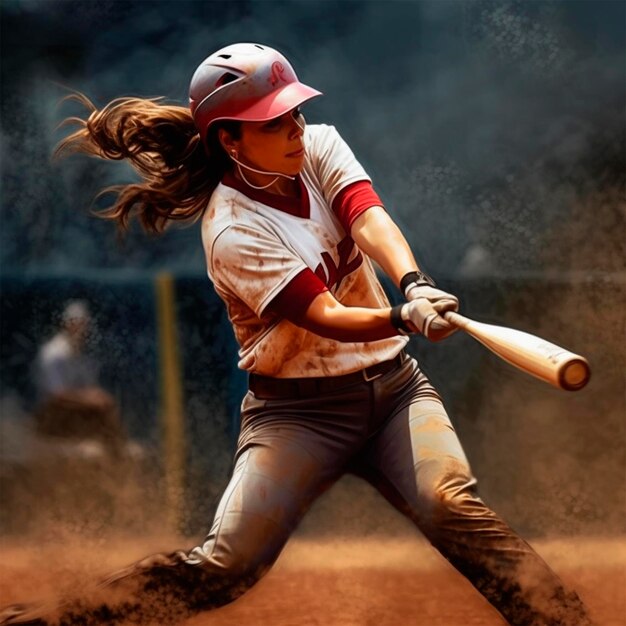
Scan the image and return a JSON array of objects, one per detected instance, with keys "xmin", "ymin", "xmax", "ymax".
[{"xmin": 202, "ymin": 124, "xmax": 408, "ymax": 377}]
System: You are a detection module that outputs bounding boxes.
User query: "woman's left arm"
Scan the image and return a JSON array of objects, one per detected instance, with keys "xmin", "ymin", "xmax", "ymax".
[
  {"xmin": 350, "ymin": 205, "xmax": 421, "ymax": 288},
  {"xmin": 350, "ymin": 205, "xmax": 459, "ymax": 340}
]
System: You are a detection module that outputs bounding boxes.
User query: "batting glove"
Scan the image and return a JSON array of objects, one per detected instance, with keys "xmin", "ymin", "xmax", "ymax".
[{"xmin": 391, "ymin": 271, "xmax": 459, "ymax": 341}]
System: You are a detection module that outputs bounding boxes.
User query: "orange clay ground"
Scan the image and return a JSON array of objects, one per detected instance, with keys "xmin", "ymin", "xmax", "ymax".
[{"xmin": 0, "ymin": 535, "xmax": 624, "ymax": 626}]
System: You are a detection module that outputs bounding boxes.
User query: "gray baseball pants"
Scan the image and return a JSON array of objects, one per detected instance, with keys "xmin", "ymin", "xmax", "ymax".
[{"xmin": 7, "ymin": 353, "xmax": 592, "ymax": 625}]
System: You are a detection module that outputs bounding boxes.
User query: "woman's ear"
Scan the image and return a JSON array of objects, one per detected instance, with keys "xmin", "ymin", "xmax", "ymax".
[{"xmin": 218, "ymin": 128, "xmax": 237, "ymax": 156}]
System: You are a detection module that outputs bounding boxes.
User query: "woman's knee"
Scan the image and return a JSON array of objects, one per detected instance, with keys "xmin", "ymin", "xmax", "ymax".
[
  {"xmin": 415, "ymin": 458, "xmax": 488, "ymax": 528},
  {"xmin": 190, "ymin": 559, "xmax": 268, "ymax": 609},
  {"xmin": 103, "ymin": 548, "xmax": 268, "ymax": 616},
  {"xmin": 180, "ymin": 542, "xmax": 274, "ymax": 608}
]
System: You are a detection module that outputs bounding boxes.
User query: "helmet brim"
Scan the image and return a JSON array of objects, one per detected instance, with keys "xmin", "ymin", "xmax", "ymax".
[{"xmin": 210, "ymin": 81, "xmax": 323, "ymax": 128}]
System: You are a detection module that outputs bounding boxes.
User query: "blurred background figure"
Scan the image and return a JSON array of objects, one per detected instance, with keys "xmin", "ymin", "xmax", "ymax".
[{"xmin": 33, "ymin": 300, "xmax": 127, "ymax": 457}]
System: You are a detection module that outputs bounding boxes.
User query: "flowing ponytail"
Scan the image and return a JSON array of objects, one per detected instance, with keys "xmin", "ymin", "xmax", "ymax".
[{"xmin": 55, "ymin": 93, "xmax": 237, "ymax": 234}]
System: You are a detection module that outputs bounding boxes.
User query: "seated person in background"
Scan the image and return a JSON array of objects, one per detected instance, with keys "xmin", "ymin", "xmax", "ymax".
[{"xmin": 34, "ymin": 300, "xmax": 127, "ymax": 456}]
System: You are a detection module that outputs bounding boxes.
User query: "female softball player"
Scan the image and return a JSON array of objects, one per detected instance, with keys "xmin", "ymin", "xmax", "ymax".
[{"xmin": 1, "ymin": 43, "xmax": 593, "ymax": 626}]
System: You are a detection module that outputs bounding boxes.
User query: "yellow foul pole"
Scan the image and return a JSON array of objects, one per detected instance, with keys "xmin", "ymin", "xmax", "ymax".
[{"xmin": 155, "ymin": 272, "xmax": 185, "ymax": 533}]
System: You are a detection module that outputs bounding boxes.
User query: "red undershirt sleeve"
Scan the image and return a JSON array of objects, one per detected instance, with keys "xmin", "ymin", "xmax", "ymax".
[
  {"xmin": 266, "ymin": 268, "xmax": 329, "ymax": 324},
  {"xmin": 265, "ymin": 181, "xmax": 383, "ymax": 324},
  {"xmin": 332, "ymin": 181, "xmax": 386, "ymax": 232}
]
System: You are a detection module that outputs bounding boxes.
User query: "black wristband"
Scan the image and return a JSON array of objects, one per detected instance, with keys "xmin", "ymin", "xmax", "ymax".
[
  {"xmin": 400, "ymin": 271, "xmax": 436, "ymax": 294},
  {"xmin": 390, "ymin": 304, "xmax": 412, "ymax": 334}
]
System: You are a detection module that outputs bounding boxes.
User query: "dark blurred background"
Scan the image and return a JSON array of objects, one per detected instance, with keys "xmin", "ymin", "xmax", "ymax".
[{"xmin": 0, "ymin": 0, "xmax": 624, "ymax": 539}]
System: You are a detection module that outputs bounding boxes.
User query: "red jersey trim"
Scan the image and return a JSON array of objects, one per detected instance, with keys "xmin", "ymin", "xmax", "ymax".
[
  {"xmin": 222, "ymin": 171, "xmax": 310, "ymax": 219},
  {"xmin": 266, "ymin": 268, "xmax": 329, "ymax": 323},
  {"xmin": 332, "ymin": 181, "xmax": 385, "ymax": 232}
]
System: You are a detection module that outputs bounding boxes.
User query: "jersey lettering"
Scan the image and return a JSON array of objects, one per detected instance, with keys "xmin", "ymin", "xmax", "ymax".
[{"xmin": 314, "ymin": 236, "xmax": 363, "ymax": 291}]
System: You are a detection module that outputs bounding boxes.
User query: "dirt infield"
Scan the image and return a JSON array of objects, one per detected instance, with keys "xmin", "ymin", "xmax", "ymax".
[{"xmin": 1, "ymin": 535, "xmax": 624, "ymax": 625}]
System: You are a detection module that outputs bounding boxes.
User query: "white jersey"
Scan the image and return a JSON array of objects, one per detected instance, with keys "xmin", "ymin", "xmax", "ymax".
[{"xmin": 201, "ymin": 124, "xmax": 408, "ymax": 377}]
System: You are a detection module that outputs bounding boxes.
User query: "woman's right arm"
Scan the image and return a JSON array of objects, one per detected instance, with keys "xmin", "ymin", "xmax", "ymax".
[
  {"xmin": 299, "ymin": 290, "xmax": 398, "ymax": 343},
  {"xmin": 293, "ymin": 284, "xmax": 458, "ymax": 344}
]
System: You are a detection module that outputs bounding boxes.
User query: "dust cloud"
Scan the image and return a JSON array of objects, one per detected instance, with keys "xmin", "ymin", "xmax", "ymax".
[{"xmin": 0, "ymin": 2, "xmax": 624, "ymax": 623}]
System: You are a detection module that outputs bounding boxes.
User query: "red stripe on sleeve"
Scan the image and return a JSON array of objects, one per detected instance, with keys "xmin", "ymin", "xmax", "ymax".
[
  {"xmin": 332, "ymin": 181, "xmax": 385, "ymax": 232},
  {"xmin": 266, "ymin": 268, "xmax": 329, "ymax": 324}
]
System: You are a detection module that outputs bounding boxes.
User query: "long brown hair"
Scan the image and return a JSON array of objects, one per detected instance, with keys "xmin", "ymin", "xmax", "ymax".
[{"xmin": 55, "ymin": 93, "xmax": 239, "ymax": 234}]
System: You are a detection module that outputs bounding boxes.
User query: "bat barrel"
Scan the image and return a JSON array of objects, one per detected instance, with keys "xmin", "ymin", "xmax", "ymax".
[
  {"xmin": 444, "ymin": 311, "xmax": 591, "ymax": 391},
  {"xmin": 557, "ymin": 357, "xmax": 591, "ymax": 391}
]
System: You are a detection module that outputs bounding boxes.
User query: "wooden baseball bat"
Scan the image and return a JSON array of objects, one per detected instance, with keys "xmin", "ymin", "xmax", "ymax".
[{"xmin": 443, "ymin": 311, "xmax": 590, "ymax": 391}]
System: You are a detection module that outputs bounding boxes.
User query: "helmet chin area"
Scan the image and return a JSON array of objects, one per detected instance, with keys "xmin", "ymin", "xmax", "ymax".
[{"xmin": 230, "ymin": 155, "xmax": 295, "ymax": 180}]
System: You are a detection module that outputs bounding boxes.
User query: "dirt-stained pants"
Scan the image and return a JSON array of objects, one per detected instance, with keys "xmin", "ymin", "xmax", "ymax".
[{"xmin": 11, "ymin": 355, "xmax": 592, "ymax": 626}]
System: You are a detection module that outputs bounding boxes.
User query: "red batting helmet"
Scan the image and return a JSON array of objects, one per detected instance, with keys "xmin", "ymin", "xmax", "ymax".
[{"xmin": 189, "ymin": 43, "xmax": 322, "ymax": 146}]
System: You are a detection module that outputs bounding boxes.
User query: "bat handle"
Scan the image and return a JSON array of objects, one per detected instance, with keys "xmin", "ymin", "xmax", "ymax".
[{"xmin": 444, "ymin": 310, "xmax": 471, "ymax": 329}]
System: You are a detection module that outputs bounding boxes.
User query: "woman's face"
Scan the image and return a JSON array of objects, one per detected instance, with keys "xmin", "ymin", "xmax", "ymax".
[{"xmin": 229, "ymin": 108, "xmax": 306, "ymax": 177}]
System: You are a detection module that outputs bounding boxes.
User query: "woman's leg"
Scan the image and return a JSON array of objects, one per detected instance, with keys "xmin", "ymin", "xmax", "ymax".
[
  {"xmin": 1, "ymin": 392, "xmax": 352, "ymax": 626},
  {"xmin": 354, "ymin": 359, "xmax": 593, "ymax": 626}
]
